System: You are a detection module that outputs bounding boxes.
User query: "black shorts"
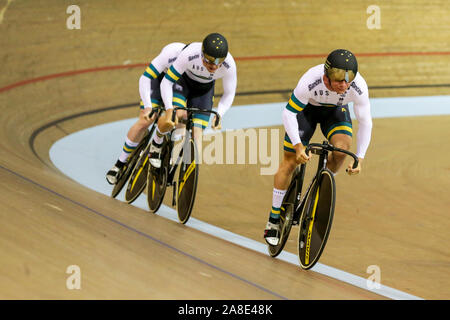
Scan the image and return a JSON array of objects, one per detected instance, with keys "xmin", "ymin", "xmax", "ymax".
[
  {"xmin": 172, "ymin": 74, "xmax": 215, "ymax": 129},
  {"xmin": 284, "ymin": 104, "xmax": 353, "ymax": 153}
]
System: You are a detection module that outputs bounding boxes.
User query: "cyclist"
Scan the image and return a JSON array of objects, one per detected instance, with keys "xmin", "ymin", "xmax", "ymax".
[
  {"xmin": 148, "ymin": 32, "xmax": 237, "ymax": 168},
  {"xmin": 106, "ymin": 42, "xmax": 186, "ymax": 185},
  {"xmin": 264, "ymin": 49, "xmax": 373, "ymax": 246}
]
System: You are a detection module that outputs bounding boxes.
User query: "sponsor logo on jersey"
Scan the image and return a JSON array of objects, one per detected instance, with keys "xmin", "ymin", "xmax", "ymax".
[
  {"xmin": 188, "ymin": 54, "xmax": 200, "ymax": 61},
  {"xmin": 351, "ymin": 82, "xmax": 363, "ymax": 95},
  {"xmin": 308, "ymin": 78, "xmax": 322, "ymax": 91}
]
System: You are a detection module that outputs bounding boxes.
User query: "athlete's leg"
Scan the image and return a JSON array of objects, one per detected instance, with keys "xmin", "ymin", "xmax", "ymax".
[
  {"xmin": 264, "ymin": 147, "xmax": 298, "ymax": 245},
  {"xmin": 128, "ymin": 108, "xmax": 155, "ymax": 141},
  {"xmin": 149, "ymin": 82, "xmax": 188, "ymax": 167},
  {"xmin": 274, "ymin": 151, "xmax": 297, "ymax": 190},
  {"xmin": 191, "ymin": 111, "xmax": 209, "ymax": 158},
  {"xmin": 106, "ymin": 107, "xmax": 155, "ymax": 184},
  {"xmin": 192, "ymin": 125, "xmax": 203, "ymax": 145},
  {"xmin": 117, "ymin": 107, "xmax": 155, "ymax": 163},
  {"xmin": 321, "ymin": 104, "xmax": 353, "ymax": 175},
  {"xmin": 327, "ymin": 133, "xmax": 352, "ymax": 174},
  {"xmin": 265, "ymin": 107, "xmax": 315, "ymax": 245},
  {"xmin": 148, "ymin": 113, "xmax": 170, "ymax": 168}
]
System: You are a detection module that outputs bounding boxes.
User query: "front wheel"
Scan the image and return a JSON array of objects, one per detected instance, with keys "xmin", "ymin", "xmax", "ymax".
[
  {"xmin": 297, "ymin": 168, "xmax": 336, "ymax": 270},
  {"xmin": 176, "ymin": 138, "xmax": 199, "ymax": 224},
  {"xmin": 125, "ymin": 145, "xmax": 150, "ymax": 204}
]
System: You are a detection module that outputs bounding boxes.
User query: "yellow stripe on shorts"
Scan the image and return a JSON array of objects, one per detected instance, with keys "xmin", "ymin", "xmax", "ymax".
[
  {"xmin": 284, "ymin": 140, "xmax": 294, "ymax": 149},
  {"xmin": 193, "ymin": 119, "xmax": 208, "ymax": 127},
  {"xmin": 172, "ymin": 97, "xmax": 186, "ymax": 107},
  {"xmin": 326, "ymin": 126, "xmax": 353, "ymax": 140}
]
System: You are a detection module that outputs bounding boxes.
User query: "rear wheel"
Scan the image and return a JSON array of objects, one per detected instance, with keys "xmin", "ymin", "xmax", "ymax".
[
  {"xmin": 176, "ymin": 138, "xmax": 199, "ymax": 224},
  {"xmin": 297, "ymin": 169, "xmax": 336, "ymax": 270},
  {"xmin": 111, "ymin": 130, "xmax": 151, "ymax": 198},
  {"xmin": 125, "ymin": 145, "xmax": 150, "ymax": 204},
  {"xmin": 268, "ymin": 167, "xmax": 301, "ymax": 257},
  {"xmin": 147, "ymin": 165, "xmax": 168, "ymax": 213}
]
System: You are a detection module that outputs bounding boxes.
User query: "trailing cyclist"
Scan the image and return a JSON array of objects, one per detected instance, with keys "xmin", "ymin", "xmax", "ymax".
[
  {"xmin": 106, "ymin": 42, "xmax": 186, "ymax": 185},
  {"xmin": 264, "ymin": 49, "xmax": 373, "ymax": 246},
  {"xmin": 148, "ymin": 33, "xmax": 237, "ymax": 168}
]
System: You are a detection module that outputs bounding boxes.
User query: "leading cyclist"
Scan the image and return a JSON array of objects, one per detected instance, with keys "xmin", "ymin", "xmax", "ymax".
[{"xmin": 264, "ymin": 49, "xmax": 373, "ymax": 246}]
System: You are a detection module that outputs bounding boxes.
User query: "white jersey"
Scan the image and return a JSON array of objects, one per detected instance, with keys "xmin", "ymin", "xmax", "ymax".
[
  {"xmin": 139, "ymin": 42, "xmax": 186, "ymax": 109},
  {"xmin": 160, "ymin": 42, "xmax": 237, "ymax": 117},
  {"xmin": 283, "ymin": 64, "xmax": 373, "ymax": 158}
]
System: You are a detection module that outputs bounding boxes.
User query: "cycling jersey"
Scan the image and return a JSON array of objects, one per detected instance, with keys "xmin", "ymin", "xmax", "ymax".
[
  {"xmin": 283, "ymin": 64, "xmax": 372, "ymax": 158},
  {"xmin": 160, "ymin": 42, "xmax": 237, "ymax": 118},
  {"xmin": 139, "ymin": 42, "xmax": 186, "ymax": 109}
]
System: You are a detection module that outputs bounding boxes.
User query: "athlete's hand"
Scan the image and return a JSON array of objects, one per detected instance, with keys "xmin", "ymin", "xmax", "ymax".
[
  {"xmin": 143, "ymin": 108, "xmax": 155, "ymax": 122},
  {"xmin": 161, "ymin": 108, "xmax": 177, "ymax": 132},
  {"xmin": 294, "ymin": 144, "xmax": 310, "ymax": 164},
  {"xmin": 212, "ymin": 116, "xmax": 222, "ymax": 130},
  {"xmin": 347, "ymin": 157, "xmax": 362, "ymax": 175}
]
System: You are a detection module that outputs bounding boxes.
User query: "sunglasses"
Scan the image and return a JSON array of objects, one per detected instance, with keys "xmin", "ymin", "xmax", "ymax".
[{"xmin": 202, "ymin": 53, "xmax": 225, "ymax": 66}]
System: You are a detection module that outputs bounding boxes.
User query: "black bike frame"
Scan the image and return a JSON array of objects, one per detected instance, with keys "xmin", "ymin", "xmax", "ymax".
[
  {"xmin": 293, "ymin": 141, "xmax": 359, "ymax": 222},
  {"xmin": 162, "ymin": 107, "xmax": 221, "ymax": 205}
]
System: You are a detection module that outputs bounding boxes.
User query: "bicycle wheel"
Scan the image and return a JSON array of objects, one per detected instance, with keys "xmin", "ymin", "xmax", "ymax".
[
  {"xmin": 176, "ymin": 138, "xmax": 199, "ymax": 224},
  {"xmin": 125, "ymin": 144, "xmax": 150, "ymax": 204},
  {"xmin": 297, "ymin": 168, "xmax": 336, "ymax": 270},
  {"xmin": 146, "ymin": 140, "xmax": 170, "ymax": 213},
  {"xmin": 111, "ymin": 130, "xmax": 151, "ymax": 199},
  {"xmin": 268, "ymin": 167, "xmax": 301, "ymax": 257}
]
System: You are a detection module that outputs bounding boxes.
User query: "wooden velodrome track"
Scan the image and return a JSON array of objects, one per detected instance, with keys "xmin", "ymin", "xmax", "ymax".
[{"xmin": 0, "ymin": 0, "xmax": 449, "ymax": 300}]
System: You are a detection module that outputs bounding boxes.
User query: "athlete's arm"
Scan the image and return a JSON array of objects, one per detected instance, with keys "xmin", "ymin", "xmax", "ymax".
[
  {"xmin": 217, "ymin": 61, "xmax": 237, "ymax": 117},
  {"xmin": 282, "ymin": 108, "xmax": 301, "ymax": 145},
  {"xmin": 353, "ymin": 92, "xmax": 373, "ymax": 159},
  {"xmin": 283, "ymin": 80, "xmax": 309, "ymax": 147},
  {"xmin": 139, "ymin": 75, "xmax": 152, "ymax": 110},
  {"xmin": 140, "ymin": 45, "xmax": 176, "ymax": 110},
  {"xmin": 160, "ymin": 52, "xmax": 187, "ymax": 111},
  {"xmin": 282, "ymin": 83, "xmax": 311, "ymax": 163}
]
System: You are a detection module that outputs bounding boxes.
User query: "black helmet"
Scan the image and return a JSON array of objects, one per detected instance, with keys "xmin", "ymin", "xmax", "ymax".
[
  {"xmin": 324, "ymin": 49, "xmax": 358, "ymax": 82},
  {"xmin": 202, "ymin": 33, "xmax": 228, "ymax": 65}
]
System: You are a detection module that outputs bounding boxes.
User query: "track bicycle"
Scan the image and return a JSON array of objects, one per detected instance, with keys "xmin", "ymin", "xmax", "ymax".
[
  {"xmin": 110, "ymin": 107, "xmax": 163, "ymax": 199},
  {"xmin": 147, "ymin": 106, "xmax": 220, "ymax": 224},
  {"xmin": 267, "ymin": 141, "xmax": 358, "ymax": 270},
  {"xmin": 123, "ymin": 106, "xmax": 166, "ymax": 204}
]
